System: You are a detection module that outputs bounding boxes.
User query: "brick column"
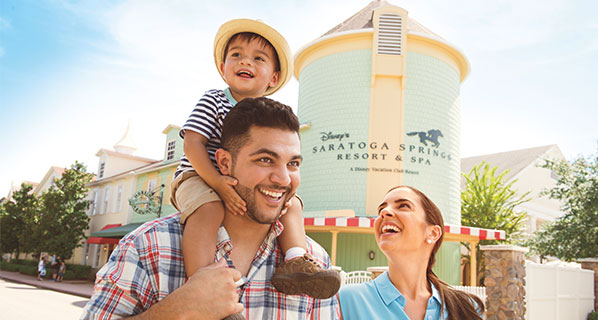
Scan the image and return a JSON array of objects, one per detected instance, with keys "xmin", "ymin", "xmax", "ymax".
[
  {"xmin": 481, "ymin": 245, "xmax": 528, "ymax": 320},
  {"xmin": 578, "ymin": 258, "xmax": 598, "ymax": 311}
]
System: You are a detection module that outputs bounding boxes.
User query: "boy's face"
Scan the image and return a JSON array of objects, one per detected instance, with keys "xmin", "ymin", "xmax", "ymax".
[{"xmin": 220, "ymin": 37, "xmax": 280, "ymax": 101}]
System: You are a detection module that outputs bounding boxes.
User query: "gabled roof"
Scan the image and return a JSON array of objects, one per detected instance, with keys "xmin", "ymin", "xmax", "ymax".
[
  {"xmin": 322, "ymin": 0, "xmax": 445, "ymax": 41},
  {"xmin": 33, "ymin": 166, "xmax": 66, "ymax": 194},
  {"xmin": 95, "ymin": 148, "xmax": 157, "ymax": 163},
  {"xmin": 461, "ymin": 145, "xmax": 561, "ymax": 184},
  {"xmin": 86, "ymin": 161, "xmax": 159, "ymax": 187},
  {"xmin": 162, "ymin": 124, "xmax": 181, "ymax": 134},
  {"xmin": 133, "ymin": 159, "xmax": 179, "ymax": 175}
]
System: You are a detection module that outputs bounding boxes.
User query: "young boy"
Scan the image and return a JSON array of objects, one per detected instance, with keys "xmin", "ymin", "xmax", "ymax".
[{"xmin": 170, "ymin": 19, "xmax": 340, "ymax": 299}]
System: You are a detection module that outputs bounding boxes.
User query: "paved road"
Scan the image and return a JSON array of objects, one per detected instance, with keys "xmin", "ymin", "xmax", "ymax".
[{"xmin": 0, "ymin": 278, "xmax": 88, "ymax": 319}]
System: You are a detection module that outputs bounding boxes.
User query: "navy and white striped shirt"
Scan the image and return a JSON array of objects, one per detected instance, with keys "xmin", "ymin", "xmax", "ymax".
[{"xmin": 175, "ymin": 88, "xmax": 237, "ymax": 178}]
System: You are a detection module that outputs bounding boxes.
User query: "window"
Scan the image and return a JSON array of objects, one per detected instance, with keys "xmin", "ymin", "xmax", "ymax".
[
  {"xmin": 114, "ymin": 185, "xmax": 123, "ymax": 212},
  {"xmin": 93, "ymin": 244, "xmax": 102, "ymax": 268},
  {"xmin": 148, "ymin": 179, "xmax": 156, "ymax": 193},
  {"xmin": 82, "ymin": 242, "xmax": 89, "ymax": 265},
  {"xmin": 166, "ymin": 140, "xmax": 176, "ymax": 160},
  {"xmin": 103, "ymin": 187, "xmax": 110, "ymax": 214},
  {"xmin": 91, "ymin": 191, "xmax": 99, "ymax": 215},
  {"xmin": 99, "ymin": 162, "xmax": 105, "ymax": 179}
]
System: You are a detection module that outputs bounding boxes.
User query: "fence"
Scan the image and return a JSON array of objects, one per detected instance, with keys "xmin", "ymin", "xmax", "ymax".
[
  {"xmin": 452, "ymin": 285, "xmax": 486, "ymax": 301},
  {"xmin": 526, "ymin": 261, "xmax": 594, "ymax": 320},
  {"xmin": 341, "ymin": 270, "xmax": 372, "ymax": 285}
]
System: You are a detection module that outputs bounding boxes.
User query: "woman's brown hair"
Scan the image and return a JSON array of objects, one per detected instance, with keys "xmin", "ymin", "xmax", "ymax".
[{"xmin": 388, "ymin": 186, "xmax": 485, "ymax": 319}]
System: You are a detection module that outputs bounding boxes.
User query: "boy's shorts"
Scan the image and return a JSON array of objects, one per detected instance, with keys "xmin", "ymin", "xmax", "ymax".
[{"xmin": 170, "ymin": 171, "xmax": 221, "ymax": 224}]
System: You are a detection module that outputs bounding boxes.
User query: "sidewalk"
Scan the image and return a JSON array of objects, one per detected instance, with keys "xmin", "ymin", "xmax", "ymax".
[{"xmin": 0, "ymin": 270, "xmax": 94, "ymax": 298}]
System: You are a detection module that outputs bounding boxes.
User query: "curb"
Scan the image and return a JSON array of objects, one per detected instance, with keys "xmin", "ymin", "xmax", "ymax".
[{"xmin": 0, "ymin": 271, "xmax": 93, "ymax": 299}]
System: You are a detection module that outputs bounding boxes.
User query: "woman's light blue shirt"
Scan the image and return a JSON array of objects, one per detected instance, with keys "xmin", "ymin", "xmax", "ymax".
[{"xmin": 339, "ymin": 271, "xmax": 447, "ymax": 320}]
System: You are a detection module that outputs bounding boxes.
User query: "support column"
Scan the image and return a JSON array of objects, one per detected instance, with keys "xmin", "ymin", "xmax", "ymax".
[
  {"xmin": 330, "ymin": 231, "xmax": 339, "ymax": 266},
  {"xmin": 470, "ymin": 240, "xmax": 478, "ymax": 286},
  {"xmin": 480, "ymin": 245, "xmax": 528, "ymax": 320},
  {"xmin": 578, "ymin": 258, "xmax": 598, "ymax": 311}
]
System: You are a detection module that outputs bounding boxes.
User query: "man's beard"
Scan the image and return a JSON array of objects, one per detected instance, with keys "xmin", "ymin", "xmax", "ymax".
[{"xmin": 234, "ymin": 183, "xmax": 291, "ymax": 225}]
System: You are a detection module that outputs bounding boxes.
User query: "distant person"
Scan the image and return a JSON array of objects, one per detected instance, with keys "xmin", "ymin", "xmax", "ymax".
[
  {"xmin": 51, "ymin": 256, "xmax": 60, "ymax": 281},
  {"xmin": 82, "ymin": 98, "xmax": 340, "ymax": 319},
  {"xmin": 37, "ymin": 257, "xmax": 46, "ymax": 281},
  {"xmin": 56, "ymin": 259, "xmax": 66, "ymax": 282},
  {"xmin": 339, "ymin": 186, "xmax": 485, "ymax": 320},
  {"xmin": 170, "ymin": 17, "xmax": 339, "ymax": 300}
]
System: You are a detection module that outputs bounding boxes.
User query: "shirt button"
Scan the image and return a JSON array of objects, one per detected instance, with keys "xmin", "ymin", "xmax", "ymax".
[{"xmin": 427, "ymin": 316, "xmax": 433, "ymax": 320}]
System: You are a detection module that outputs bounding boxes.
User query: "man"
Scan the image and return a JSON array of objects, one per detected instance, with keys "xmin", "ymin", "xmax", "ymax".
[{"xmin": 81, "ymin": 97, "xmax": 340, "ymax": 319}]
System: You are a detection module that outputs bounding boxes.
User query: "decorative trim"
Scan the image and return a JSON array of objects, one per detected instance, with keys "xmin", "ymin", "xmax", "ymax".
[{"xmin": 304, "ymin": 217, "xmax": 506, "ymax": 240}]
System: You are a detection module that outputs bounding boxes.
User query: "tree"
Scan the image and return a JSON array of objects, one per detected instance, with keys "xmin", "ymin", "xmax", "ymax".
[
  {"xmin": 526, "ymin": 150, "xmax": 598, "ymax": 260},
  {"xmin": 461, "ymin": 162, "xmax": 531, "ymax": 284},
  {"xmin": 0, "ymin": 183, "xmax": 40, "ymax": 258},
  {"xmin": 38, "ymin": 161, "xmax": 94, "ymax": 260},
  {"xmin": 462, "ymin": 162, "xmax": 530, "ymax": 243}
]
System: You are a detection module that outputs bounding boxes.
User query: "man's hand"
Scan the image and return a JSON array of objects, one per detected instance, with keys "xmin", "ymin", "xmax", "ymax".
[
  {"xmin": 215, "ymin": 175, "xmax": 246, "ymax": 216},
  {"xmin": 129, "ymin": 259, "xmax": 244, "ymax": 320}
]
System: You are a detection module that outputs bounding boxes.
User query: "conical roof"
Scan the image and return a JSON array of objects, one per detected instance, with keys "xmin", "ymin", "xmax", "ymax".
[
  {"xmin": 114, "ymin": 121, "xmax": 137, "ymax": 155},
  {"xmin": 322, "ymin": 0, "xmax": 445, "ymax": 42}
]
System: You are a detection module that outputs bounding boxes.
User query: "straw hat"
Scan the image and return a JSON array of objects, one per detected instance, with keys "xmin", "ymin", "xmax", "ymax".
[{"xmin": 214, "ymin": 18, "xmax": 292, "ymax": 96}]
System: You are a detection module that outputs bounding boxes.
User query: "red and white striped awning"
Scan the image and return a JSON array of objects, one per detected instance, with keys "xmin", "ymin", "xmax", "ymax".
[{"xmin": 304, "ymin": 217, "xmax": 505, "ymax": 240}]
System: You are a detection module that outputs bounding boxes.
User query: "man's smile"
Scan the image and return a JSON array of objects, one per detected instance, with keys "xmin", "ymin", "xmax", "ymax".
[{"xmin": 259, "ymin": 187, "xmax": 284, "ymax": 200}]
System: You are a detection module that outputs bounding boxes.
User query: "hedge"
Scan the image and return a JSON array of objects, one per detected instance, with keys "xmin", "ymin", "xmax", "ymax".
[{"xmin": 0, "ymin": 260, "xmax": 92, "ymax": 280}]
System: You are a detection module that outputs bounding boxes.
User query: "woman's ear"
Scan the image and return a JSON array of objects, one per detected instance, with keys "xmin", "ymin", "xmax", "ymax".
[
  {"xmin": 426, "ymin": 225, "xmax": 442, "ymax": 244},
  {"xmin": 215, "ymin": 148, "xmax": 232, "ymax": 175}
]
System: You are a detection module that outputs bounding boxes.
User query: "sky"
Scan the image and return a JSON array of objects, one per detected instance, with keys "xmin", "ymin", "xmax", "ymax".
[{"xmin": 1, "ymin": 0, "xmax": 597, "ymax": 197}]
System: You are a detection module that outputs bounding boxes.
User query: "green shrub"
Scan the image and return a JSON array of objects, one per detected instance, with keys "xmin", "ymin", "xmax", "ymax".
[
  {"xmin": 588, "ymin": 311, "xmax": 598, "ymax": 320},
  {"xmin": 1, "ymin": 259, "xmax": 93, "ymax": 280},
  {"xmin": 63, "ymin": 263, "xmax": 93, "ymax": 280},
  {"xmin": 0, "ymin": 262, "xmax": 20, "ymax": 272},
  {"xmin": 13, "ymin": 259, "xmax": 38, "ymax": 266},
  {"xmin": 19, "ymin": 265, "xmax": 39, "ymax": 277}
]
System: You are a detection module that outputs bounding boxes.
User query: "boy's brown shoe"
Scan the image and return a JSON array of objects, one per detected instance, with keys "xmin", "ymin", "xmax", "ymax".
[{"xmin": 271, "ymin": 253, "xmax": 341, "ymax": 299}]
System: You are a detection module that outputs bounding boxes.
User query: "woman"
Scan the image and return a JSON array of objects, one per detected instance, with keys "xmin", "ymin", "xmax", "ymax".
[{"xmin": 339, "ymin": 186, "xmax": 484, "ymax": 319}]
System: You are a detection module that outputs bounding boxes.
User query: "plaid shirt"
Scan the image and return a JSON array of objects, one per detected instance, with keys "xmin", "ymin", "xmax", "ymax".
[{"xmin": 81, "ymin": 213, "xmax": 340, "ymax": 319}]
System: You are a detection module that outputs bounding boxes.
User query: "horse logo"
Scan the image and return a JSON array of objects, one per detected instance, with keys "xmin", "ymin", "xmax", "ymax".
[{"xmin": 407, "ymin": 129, "xmax": 444, "ymax": 148}]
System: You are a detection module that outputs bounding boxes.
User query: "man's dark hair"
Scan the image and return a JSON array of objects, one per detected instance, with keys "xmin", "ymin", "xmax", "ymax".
[
  {"xmin": 224, "ymin": 32, "xmax": 280, "ymax": 72},
  {"xmin": 221, "ymin": 97, "xmax": 299, "ymax": 156}
]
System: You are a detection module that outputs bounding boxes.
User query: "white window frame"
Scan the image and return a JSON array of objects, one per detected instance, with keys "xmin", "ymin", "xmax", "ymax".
[
  {"xmin": 103, "ymin": 187, "xmax": 110, "ymax": 214},
  {"xmin": 91, "ymin": 191, "xmax": 99, "ymax": 215},
  {"xmin": 96, "ymin": 189, "xmax": 103, "ymax": 214},
  {"xmin": 99, "ymin": 162, "xmax": 105, "ymax": 179},
  {"xmin": 166, "ymin": 140, "xmax": 176, "ymax": 160},
  {"xmin": 82, "ymin": 242, "xmax": 89, "ymax": 265},
  {"xmin": 92, "ymin": 244, "xmax": 102, "ymax": 268},
  {"xmin": 148, "ymin": 179, "xmax": 156, "ymax": 193},
  {"xmin": 114, "ymin": 184, "xmax": 123, "ymax": 212}
]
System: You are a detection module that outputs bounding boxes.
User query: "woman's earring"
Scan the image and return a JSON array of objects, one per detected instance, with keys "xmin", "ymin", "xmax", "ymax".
[{"xmin": 426, "ymin": 239, "xmax": 433, "ymax": 244}]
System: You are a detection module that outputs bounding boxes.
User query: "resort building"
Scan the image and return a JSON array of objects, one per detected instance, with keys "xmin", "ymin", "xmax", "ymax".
[{"xmin": 295, "ymin": 0, "xmax": 481, "ymax": 284}]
